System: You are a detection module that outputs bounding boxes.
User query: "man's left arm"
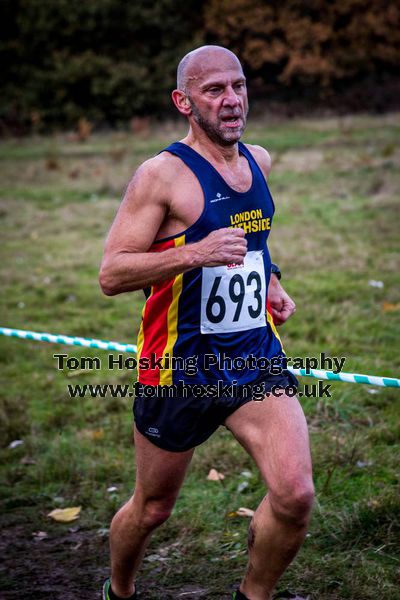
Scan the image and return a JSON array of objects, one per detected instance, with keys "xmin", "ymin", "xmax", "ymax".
[
  {"xmin": 247, "ymin": 143, "xmax": 296, "ymax": 326},
  {"xmin": 268, "ymin": 272, "xmax": 296, "ymax": 325}
]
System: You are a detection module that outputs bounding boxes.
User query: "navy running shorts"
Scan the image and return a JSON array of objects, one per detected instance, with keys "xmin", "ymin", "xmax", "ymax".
[{"xmin": 133, "ymin": 371, "xmax": 298, "ymax": 452}]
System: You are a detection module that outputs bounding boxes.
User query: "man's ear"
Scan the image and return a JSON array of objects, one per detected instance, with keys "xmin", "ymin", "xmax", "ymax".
[{"xmin": 171, "ymin": 89, "xmax": 192, "ymax": 116}]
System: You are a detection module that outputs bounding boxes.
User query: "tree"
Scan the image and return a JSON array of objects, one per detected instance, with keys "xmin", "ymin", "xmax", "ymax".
[
  {"xmin": 0, "ymin": 0, "xmax": 205, "ymax": 129},
  {"xmin": 204, "ymin": 0, "xmax": 400, "ymax": 91}
]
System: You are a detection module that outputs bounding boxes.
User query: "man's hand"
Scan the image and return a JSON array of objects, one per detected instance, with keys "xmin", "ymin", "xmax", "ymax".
[
  {"xmin": 191, "ymin": 228, "xmax": 247, "ymax": 267},
  {"xmin": 268, "ymin": 274, "xmax": 296, "ymax": 325}
]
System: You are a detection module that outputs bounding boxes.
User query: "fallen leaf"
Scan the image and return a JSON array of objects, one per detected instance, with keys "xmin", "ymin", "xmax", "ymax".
[
  {"xmin": 226, "ymin": 507, "xmax": 255, "ymax": 518},
  {"xmin": 97, "ymin": 528, "xmax": 109, "ymax": 537},
  {"xmin": 368, "ymin": 499, "xmax": 380, "ymax": 508},
  {"xmin": 240, "ymin": 470, "xmax": 252, "ymax": 478},
  {"xmin": 207, "ymin": 468, "xmax": 225, "ymax": 481},
  {"xmin": 32, "ymin": 531, "xmax": 48, "ymax": 540},
  {"xmin": 72, "ymin": 542, "xmax": 82, "ymax": 551},
  {"xmin": 236, "ymin": 507, "xmax": 255, "ymax": 517},
  {"xmin": 237, "ymin": 481, "xmax": 249, "ymax": 493},
  {"xmin": 53, "ymin": 496, "xmax": 65, "ymax": 505},
  {"xmin": 145, "ymin": 553, "xmax": 168, "ymax": 563},
  {"xmin": 48, "ymin": 506, "xmax": 81, "ymax": 522},
  {"xmin": 226, "ymin": 511, "xmax": 239, "ymax": 518},
  {"xmin": 382, "ymin": 302, "xmax": 400, "ymax": 313},
  {"xmin": 78, "ymin": 428, "xmax": 104, "ymax": 440},
  {"xmin": 368, "ymin": 280, "xmax": 384, "ymax": 288},
  {"xmin": 356, "ymin": 460, "xmax": 374, "ymax": 468},
  {"xmin": 20, "ymin": 456, "xmax": 36, "ymax": 465},
  {"xmin": 8, "ymin": 440, "xmax": 24, "ymax": 449}
]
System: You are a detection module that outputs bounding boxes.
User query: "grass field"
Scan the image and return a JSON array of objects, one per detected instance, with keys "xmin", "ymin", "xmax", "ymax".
[{"xmin": 0, "ymin": 113, "xmax": 399, "ymax": 600}]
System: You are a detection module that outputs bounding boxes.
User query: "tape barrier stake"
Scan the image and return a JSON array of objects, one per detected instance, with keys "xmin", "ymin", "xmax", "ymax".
[{"xmin": 1, "ymin": 326, "xmax": 399, "ymax": 388}]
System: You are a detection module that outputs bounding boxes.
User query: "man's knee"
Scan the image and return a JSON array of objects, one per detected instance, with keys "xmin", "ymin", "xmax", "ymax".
[
  {"xmin": 270, "ymin": 477, "xmax": 314, "ymax": 526},
  {"xmin": 137, "ymin": 497, "xmax": 176, "ymax": 530}
]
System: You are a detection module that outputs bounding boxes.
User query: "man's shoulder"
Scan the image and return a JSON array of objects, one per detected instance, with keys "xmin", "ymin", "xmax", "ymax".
[
  {"xmin": 136, "ymin": 148, "xmax": 187, "ymax": 185},
  {"xmin": 123, "ymin": 146, "xmax": 191, "ymax": 208},
  {"xmin": 243, "ymin": 143, "xmax": 272, "ymax": 178}
]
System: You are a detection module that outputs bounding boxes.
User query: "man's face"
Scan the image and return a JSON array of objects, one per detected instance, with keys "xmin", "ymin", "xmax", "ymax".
[{"xmin": 186, "ymin": 65, "xmax": 249, "ymax": 146}]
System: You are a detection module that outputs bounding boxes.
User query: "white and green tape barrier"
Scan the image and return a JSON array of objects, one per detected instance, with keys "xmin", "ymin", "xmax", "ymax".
[
  {"xmin": 288, "ymin": 368, "xmax": 399, "ymax": 387},
  {"xmin": 0, "ymin": 326, "xmax": 137, "ymax": 353},
  {"xmin": 1, "ymin": 326, "xmax": 399, "ymax": 388}
]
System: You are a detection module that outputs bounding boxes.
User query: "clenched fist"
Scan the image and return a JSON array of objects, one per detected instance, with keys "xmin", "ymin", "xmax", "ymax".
[
  {"xmin": 268, "ymin": 274, "xmax": 296, "ymax": 325},
  {"xmin": 190, "ymin": 228, "xmax": 247, "ymax": 267}
]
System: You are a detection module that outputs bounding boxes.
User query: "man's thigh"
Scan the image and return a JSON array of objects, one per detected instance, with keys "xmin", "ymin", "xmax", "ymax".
[
  {"xmin": 133, "ymin": 426, "xmax": 194, "ymax": 503},
  {"xmin": 224, "ymin": 393, "xmax": 312, "ymax": 496}
]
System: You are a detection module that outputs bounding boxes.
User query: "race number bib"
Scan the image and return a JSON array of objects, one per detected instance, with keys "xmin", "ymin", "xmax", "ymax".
[{"xmin": 200, "ymin": 250, "xmax": 266, "ymax": 334}]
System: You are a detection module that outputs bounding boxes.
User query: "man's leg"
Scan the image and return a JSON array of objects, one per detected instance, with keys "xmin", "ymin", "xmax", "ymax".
[
  {"xmin": 225, "ymin": 393, "xmax": 314, "ymax": 600},
  {"xmin": 109, "ymin": 426, "xmax": 194, "ymax": 598}
]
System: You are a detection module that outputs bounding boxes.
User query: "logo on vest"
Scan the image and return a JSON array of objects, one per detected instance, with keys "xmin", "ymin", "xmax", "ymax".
[{"xmin": 210, "ymin": 192, "xmax": 230, "ymax": 203}]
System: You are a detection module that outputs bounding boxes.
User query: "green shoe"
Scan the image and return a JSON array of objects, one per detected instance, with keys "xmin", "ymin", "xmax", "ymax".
[
  {"xmin": 232, "ymin": 590, "xmax": 249, "ymax": 600},
  {"xmin": 102, "ymin": 578, "xmax": 138, "ymax": 600},
  {"xmin": 103, "ymin": 579, "xmax": 112, "ymax": 600}
]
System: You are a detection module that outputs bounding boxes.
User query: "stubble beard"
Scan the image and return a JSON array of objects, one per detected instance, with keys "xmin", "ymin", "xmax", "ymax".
[{"xmin": 189, "ymin": 98, "xmax": 247, "ymax": 147}]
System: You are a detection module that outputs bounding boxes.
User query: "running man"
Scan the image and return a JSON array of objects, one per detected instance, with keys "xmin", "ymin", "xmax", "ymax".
[{"xmin": 100, "ymin": 45, "xmax": 313, "ymax": 600}]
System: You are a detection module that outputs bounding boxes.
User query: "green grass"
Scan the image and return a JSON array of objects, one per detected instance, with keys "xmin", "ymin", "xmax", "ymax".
[{"xmin": 0, "ymin": 113, "xmax": 399, "ymax": 599}]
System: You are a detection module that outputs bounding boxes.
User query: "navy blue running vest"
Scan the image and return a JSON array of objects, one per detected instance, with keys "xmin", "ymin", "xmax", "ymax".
[{"xmin": 136, "ymin": 141, "xmax": 285, "ymax": 386}]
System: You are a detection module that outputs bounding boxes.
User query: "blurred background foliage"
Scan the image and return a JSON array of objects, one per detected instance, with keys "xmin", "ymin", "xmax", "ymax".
[{"xmin": 0, "ymin": 0, "xmax": 399, "ymax": 132}]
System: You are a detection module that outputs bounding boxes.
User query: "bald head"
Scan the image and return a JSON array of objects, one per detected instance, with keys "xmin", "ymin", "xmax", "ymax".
[{"xmin": 177, "ymin": 45, "xmax": 243, "ymax": 92}]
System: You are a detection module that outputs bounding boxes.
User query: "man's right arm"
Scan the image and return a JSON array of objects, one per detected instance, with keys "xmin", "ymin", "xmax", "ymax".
[{"xmin": 99, "ymin": 158, "xmax": 247, "ymax": 295}]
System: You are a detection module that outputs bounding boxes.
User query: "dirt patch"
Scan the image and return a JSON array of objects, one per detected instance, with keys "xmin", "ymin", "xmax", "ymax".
[
  {"xmin": 0, "ymin": 521, "xmax": 224, "ymax": 600},
  {"xmin": 0, "ymin": 523, "xmax": 109, "ymax": 599}
]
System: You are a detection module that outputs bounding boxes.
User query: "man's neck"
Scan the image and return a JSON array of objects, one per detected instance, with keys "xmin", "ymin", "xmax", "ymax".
[{"xmin": 181, "ymin": 128, "xmax": 241, "ymax": 166}]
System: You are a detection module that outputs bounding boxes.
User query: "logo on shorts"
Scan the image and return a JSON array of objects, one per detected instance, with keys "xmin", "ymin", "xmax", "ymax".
[
  {"xmin": 147, "ymin": 427, "xmax": 160, "ymax": 437},
  {"xmin": 210, "ymin": 192, "xmax": 230, "ymax": 203}
]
